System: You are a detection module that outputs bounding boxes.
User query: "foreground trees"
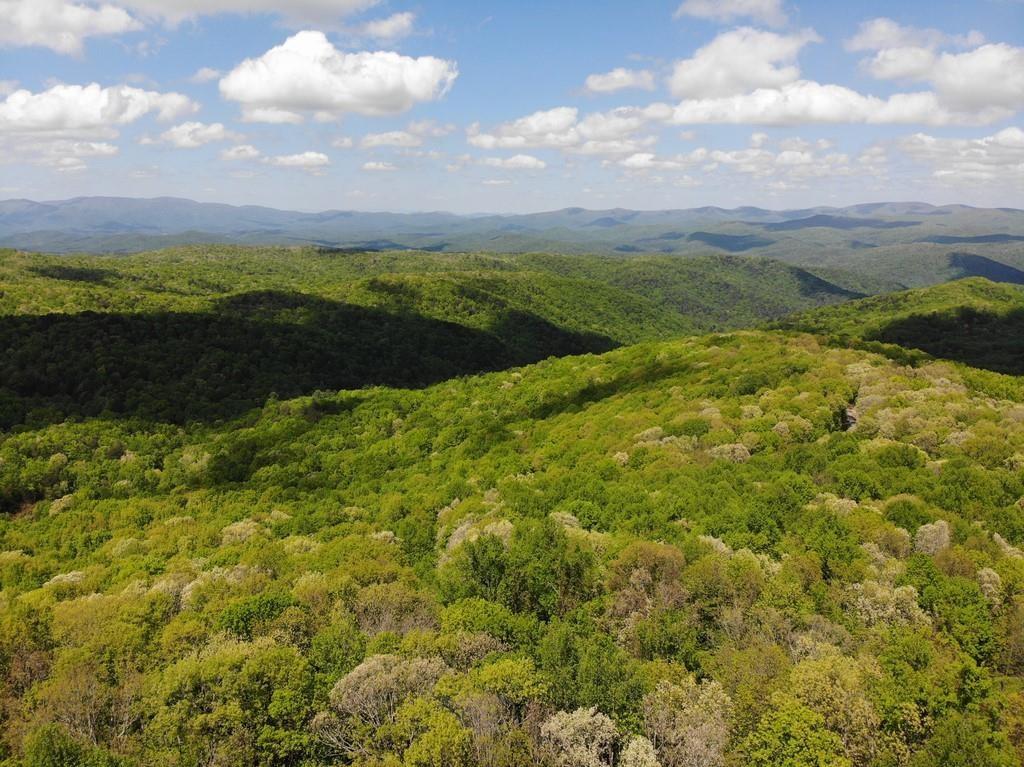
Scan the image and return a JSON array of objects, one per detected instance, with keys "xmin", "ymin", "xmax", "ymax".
[{"xmin": 2, "ymin": 328, "xmax": 1024, "ymax": 766}]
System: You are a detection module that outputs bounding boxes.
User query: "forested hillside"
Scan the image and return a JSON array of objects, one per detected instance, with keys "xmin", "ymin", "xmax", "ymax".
[
  {"xmin": 4, "ymin": 200, "xmax": 1023, "ymax": 292},
  {"xmin": 3, "ymin": 328, "xmax": 1024, "ymax": 766},
  {"xmin": 2, "ymin": 244, "xmax": 1024, "ymax": 767},
  {"xmin": 0, "ymin": 247, "xmax": 870, "ymax": 427},
  {"xmin": 776, "ymin": 278, "xmax": 1024, "ymax": 375}
]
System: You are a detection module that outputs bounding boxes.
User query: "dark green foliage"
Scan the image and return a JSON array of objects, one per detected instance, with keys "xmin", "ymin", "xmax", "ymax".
[
  {"xmin": 23, "ymin": 725, "xmax": 120, "ymax": 767},
  {"xmin": 776, "ymin": 277, "xmax": 1024, "ymax": 374},
  {"xmin": 1, "ymin": 248, "xmax": 1023, "ymax": 766},
  {"xmin": 218, "ymin": 592, "xmax": 297, "ymax": 639}
]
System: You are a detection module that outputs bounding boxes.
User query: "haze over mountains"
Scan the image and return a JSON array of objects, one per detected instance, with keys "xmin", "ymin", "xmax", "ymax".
[{"xmin": 4, "ymin": 197, "xmax": 1024, "ymax": 289}]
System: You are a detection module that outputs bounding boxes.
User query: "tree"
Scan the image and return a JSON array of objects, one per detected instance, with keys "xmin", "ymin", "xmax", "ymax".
[
  {"xmin": 643, "ymin": 677, "xmax": 731, "ymax": 767},
  {"xmin": 788, "ymin": 655, "xmax": 880, "ymax": 766},
  {"xmin": 392, "ymin": 697, "xmax": 475, "ymax": 767},
  {"xmin": 909, "ymin": 712, "xmax": 1017, "ymax": 767},
  {"xmin": 740, "ymin": 693, "xmax": 852, "ymax": 767},
  {"xmin": 619, "ymin": 736, "xmax": 662, "ymax": 767},
  {"xmin": 541, "ymin": 707, "xmax": 619, "ymax": 767},
  {"xmin": 22, "ymin": 724, "xmax": 119, "ymax": 767}
]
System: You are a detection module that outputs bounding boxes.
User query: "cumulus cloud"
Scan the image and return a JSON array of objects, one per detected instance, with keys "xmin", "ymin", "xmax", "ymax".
[
  {"xmin": 613, "ymin": 133, "xmax": 857, "ymax": 191},
  {"xmin": 862, "ymin": 47, "xmax": 937, "ymax": 81},
  {"xmin": 897, "ymin": 127, "xmax": 1024, "ymax": 183},
  {"xmin": 912, "ymin": 45, "xmax": 1023, "ymax": 111},
  {"xmin": 0, "ymin": 83, "xmax": 196, "ymax": 137},
  {"xmin": 362, "ymin": 160, "xmax": 397, "ymax": 171},
  {"xmin": 265, "ymin": 151, "xmax": 330, "ymax": 172},
  {"xmin": 0, "ymin": 0, "xmax": 141, "ymax": 55},
  {"xmin": 844, "ymin": 20, "xmax": 1019, "ymax": 113},
  {"xmin": 408, "ymin": 119, "xmax": 455, "ymax": 137},
  {"xmin": 331, "ymin": 136, "xmax": 354, "ymax": 148},
  {"xmin": 845, "ymin": 18, "xmax": 985, "ymax": 52},
  {"xmin": 482, "ymin": 154, "xmax": 546, "ymax": 169},
  {"xmin": 616, "ymin": 151, "xmax": 695, "ymax": 171},
  {"xmin": 219, "ymin": 31, "xmax": 458, "ymax": 122},
  {"xmin": 669, "ymin": 27, "xmax": 820, "ymax": 98},
  {"xmin": 468, "ymin": 105, "xmax": 664, "ymax": 156},
  {"xmin": 584, "ymin": 67, "xmax": 656, "ymax": 94},
  {"xmin": 190, "ymin": 67, "xmax": 222, "ymax": 84},
  {"xmin": 669, "ymin": 80, "xmax": 1001, "ymax": 126},
  {"xmin": 674, "ymin": 0, "xmax": 787, "ymax": 27},
  {"xmin": 2, "ymin": 139, "xmax": 118, "ymax": 173},
  {"xmin": 115, "ymin": 0, "xmax": 380, "ymax": 27},
  {"xmin": 853, "ymin": 42, "xmax": 1024, "ymax": 114},
  {"xmin": 152, "ymin": 121, "xmax": 241, "ymax": 148},
  {"xmin": 221, "ymin": 143, "xmax": 261, "ymax": 160},
  {"xmin": 358, "ymin": 12, "xmax": 415, "ymax": 41},
  {"xmin": 361, "ymin": 130, "xmax": 422, "ymax": 148}
]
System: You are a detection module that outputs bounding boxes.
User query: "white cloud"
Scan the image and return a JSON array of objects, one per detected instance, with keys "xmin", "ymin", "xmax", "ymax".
[
  {"xmin": 469, "ymin": 106, "xmax": 579, "ymax": 149},
  {"xmin": 359, "ymin": 12, "xmax": 415, "ymax": 41},
  {"xmin": 845, "ymin": 18, "xmax": 985, "ymax": 52},
  {"xmin": 468, "ymin": 105, "xmax": 663, "ymax": 156},
  {"xmin": 0, "ymin": 86, "xmax": 136, "ymax": 171},
  {"xmin": 190, "ymin": 67, "xmax": 222, "ymax": 84},
  {"xmin": 674, "ymin": 0, "xmax": 787, "ymax": 27},
  {"xmin": 669, "ymin": 80, "xmax": 1003, "ymax": 126},
  {"xmin": 219, "ymin": 31, "xmax": 458, "ymax": 122},
  {"xmin": 0, "ymin": 0, "xmax": 141, "ymax": 55},
  {"xmin": 669, "ymin": 27, "xmax": 820, "ymax": 98},
  {"xmin": 221, "ymin": 143, "xmax": 261, "ymax": 160},
  {"xmin": 361, "ymin": 130, "xmax": 422, "ymax": 148},
  {"xmin": 856, "ymin": 42, "xmax": 1024, "ymax": 113},
  {"xmin": 362, "ymin": 160, "xmax": 397, "ymax": 171},
  {"xmin": 0, "ymin": 135, "xmax": 120, "ymax": 172},
  {"xmin": 332, "ymin": 136, "xmax": 354, "ymax": 148},
  {"xmin": 115, "ymin": 0, "xmax": 380, "ymax": 27},
  {"xmin": 897, "ymin": 127, "xmax": 1024, "ymax": 183},
  {"xmin": 616, "ymin": 152, "xmax": 692, "ymax": 171},
  {"xmin": 845, "ymin": 20, "xmax": 1019, "ymax": 113},
  {"xmin": 482, "ymin": 154, "xmax": 546, "ymax": 169},
  {"xmin": 584, "ymin": 67, "xmax": 656, "ymax": 94},
  {"xmin": 266, "ymin": 151, "xmax": 330, "ymax": 172},
  {"xmin": 408, "ymin": 119, "xmax": 455, "ymax": 137},
  {"xmin": 613, "ymin": 133, "xmax": 857, "ymax": 189},
  {"xmin": 862, "ymin": 47, "xmax": 937, "ymax": 81},
  {"xmin": 0, "ymin": 83, "xmax": 196, "ymax": 137},
  {"xmin": 919, "ymin": 44, "xmax": 1024, "ymax": 111},
  {"xmin": 482, "ymin": 178, "xmax": 510, "ymax": 186},
  {"xmin": 154, "ymin": 121, "xmax": 241, "ymax": 148}
]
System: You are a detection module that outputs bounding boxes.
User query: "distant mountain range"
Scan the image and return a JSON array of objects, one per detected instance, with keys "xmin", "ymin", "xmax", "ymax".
[{"xmin": 2, "ymin": 197, "xmax": 1023, "ymax": 288}]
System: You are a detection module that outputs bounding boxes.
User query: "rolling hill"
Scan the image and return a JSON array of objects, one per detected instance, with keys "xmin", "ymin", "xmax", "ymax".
[
  {"xmin": 3, "ymin": 198, "xmax": 1024, "ymax": 293},
  {"xmin": 0, "ymin": 245, "xmax": 882, "ymax": 426},
  {"xmin": 2, "ymin": 325, "xmax": 1023, "ymax": 766},
  {"xmin": 2, "ymin": 239, "xmax": 1024, "ymax": 767},
  {"xmin": 775, "ymin": 278, "xmax": 1024, "ymax": 375}
]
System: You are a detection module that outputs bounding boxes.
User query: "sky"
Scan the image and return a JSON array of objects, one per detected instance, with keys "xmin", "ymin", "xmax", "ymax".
[{"xmin": 1, "ymin": 0, "xmax": 1022, "ymax": 213}]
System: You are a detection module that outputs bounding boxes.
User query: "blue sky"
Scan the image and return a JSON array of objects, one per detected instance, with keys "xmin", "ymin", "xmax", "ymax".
[{"xmin": 1, "ymin": 0, "xmax": 1022, "ymax": 212}]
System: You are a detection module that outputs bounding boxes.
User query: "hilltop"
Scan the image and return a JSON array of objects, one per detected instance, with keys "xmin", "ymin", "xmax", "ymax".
[
  {"xmin": 1, "ymin": 244, "xmax": 1023, "ymax": 766},
  {"xmin": 0, "ymin": 246, "xmax": 875, "ymax": 426},
  {"xmin": 776, "ymin": 278, "xmax": 1024, "ymax": 375},
  {"xmin": 2, "ymin": 327, "xmax": 1023, "ymax": 765},
  {"xmin": 3, "ymin": 198, "xmax": 1024, "ymax": 293}
]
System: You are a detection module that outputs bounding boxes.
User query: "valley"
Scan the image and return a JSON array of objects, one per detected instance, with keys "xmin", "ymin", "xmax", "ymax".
[{"xmin": 1, "ymin": 238, "xmax": 1023, "ymax": 767}]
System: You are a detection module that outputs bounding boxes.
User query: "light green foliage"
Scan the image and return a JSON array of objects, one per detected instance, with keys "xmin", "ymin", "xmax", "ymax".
[
  {"xmin": 0, "ymin": 251, "xmax": 1023, "ymax": 765},
  {"xmin": 642, "ymin": 677, "xmax": 731, "ymax": 767},
  {"xmin": 740, "ymin": 693, "xmax": 852, "ymax": 767}
]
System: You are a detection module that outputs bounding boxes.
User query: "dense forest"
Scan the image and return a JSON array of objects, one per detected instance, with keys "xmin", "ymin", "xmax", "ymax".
[
  {"xmin": 0, "ymin": 247, "xmax": 875, "ymax": 428},
  {"xmin": 1, "ymin": 247, "xmax": 1024, "ymax": 767}
]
